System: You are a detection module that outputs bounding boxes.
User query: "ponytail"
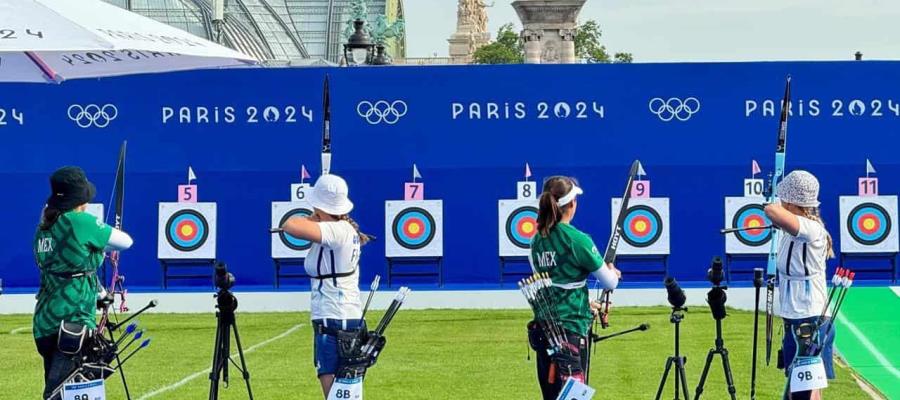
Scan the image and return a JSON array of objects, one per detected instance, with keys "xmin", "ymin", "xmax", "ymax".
[
  {"xmin": 39, "ymin": 206, "xmax": 64, "ymax": 231},
  {"xmin": 339, "ymin": 214, "xmax": 372, "ymax": 246},
  {"xmin": 536, "ymin": 176, "xmax": 576, "ymax": 237},
  {"xmin": 802, "ymin": 207, "xmax": 835, "ymax": 259}
]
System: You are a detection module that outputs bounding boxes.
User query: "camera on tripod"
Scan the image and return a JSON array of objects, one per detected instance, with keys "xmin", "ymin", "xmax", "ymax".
[
  {"xmin": 706, "ymin": 257, "xmax": 728, "ymax": 321},
  {"xmin": 215, "ymin": 261, "xmax": 235, "ymax": 291}
]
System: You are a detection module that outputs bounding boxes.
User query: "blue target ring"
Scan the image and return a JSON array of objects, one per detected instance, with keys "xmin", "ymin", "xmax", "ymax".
[
  {"xmin": 621, "ymin": 205, "xmax": 662, "ymax": 248},
  {"xmin": 732, "ymin": 204, "xmax": 772, "ymax": 247},
  {"xmin": 392, "ymin": 207, "xmax": 436, "ymax": 250},
  {"xmin": 165, "ymin": 209, "xmax": 209, "ymax": 252},
  {"xmin": 279, "ymin": 208, "xmax": 313, "ymax": 251},
  {"xmin": 506, "ymin": 206, "xmax": 538, "ymax": 249},
  {"xmin": 848, "ymin": 203, "xmax": 891, "ymax": 246}
]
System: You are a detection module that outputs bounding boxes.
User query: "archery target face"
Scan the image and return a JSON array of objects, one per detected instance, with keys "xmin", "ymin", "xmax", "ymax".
[
  {"xmin": 272, "ymin": 201, "xmax": 313, "ymax": 258},
  {"xmin": 385, "ymin": 200, "xmax": 443, "ymax": 257},
  {"xmin": 840, "ymin": 196, "xmax": 899, "ymax": 253},
  {"xmin": 725, "ymin": 197, "xmax": 773, "ymax": 254},
  {"xmin": 611, "ymin": 197, "xmax": 670, "ymax": 255},
  {"xmin": 158, "ymin": 202, "xmax": 217, "ymax": 259},
  {"xmin": 499, "ymin": 200, "xmax": 539, "ymax": 256}
]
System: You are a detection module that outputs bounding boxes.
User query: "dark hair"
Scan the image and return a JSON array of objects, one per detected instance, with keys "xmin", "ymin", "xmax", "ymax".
[
  {"xmin": 537, "ymin": 176, "xmax": 577, "ymax": 237},
  {"xmin": 336, "ymin": 214, "xmax": 372, "ymax": 246},
  {"xmin": 39, "ymin": 206, "xmax": 65, "ymax": 231}
]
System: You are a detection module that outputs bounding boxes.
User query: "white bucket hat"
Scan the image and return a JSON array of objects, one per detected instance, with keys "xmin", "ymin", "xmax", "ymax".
[
  {"xmin": 778, "ymin": 170, "xmax": 820, "ymax": 208},
  {"xmin": 308, "ymin": 174, "xmax": 354, "ymax": 216}
]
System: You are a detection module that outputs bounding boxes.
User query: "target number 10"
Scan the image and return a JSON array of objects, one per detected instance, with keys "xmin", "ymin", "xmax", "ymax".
[
  {"xmin": 744, "ymin": 179, "xmax": 764, "ymax": 198},
  {"xmin": 858, "ymin": 178, "xmax": 878, "ymax": 196}
]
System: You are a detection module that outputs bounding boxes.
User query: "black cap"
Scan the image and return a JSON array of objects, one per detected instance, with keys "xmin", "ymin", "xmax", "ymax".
[{"xmin": 47, "ymin": 166, "xmax": 96, "ymax": 210}]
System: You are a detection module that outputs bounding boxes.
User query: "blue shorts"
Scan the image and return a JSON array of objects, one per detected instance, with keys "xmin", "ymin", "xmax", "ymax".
[
  {"xmin": 782, "ymin": 317, "xmax": 835, "ymax": 379},
  {"xmin": 312, "ymin": 318, "xmax": 364, "ymax": 376}
]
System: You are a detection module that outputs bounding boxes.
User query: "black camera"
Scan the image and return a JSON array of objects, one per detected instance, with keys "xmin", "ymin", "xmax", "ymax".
[
  {"xmin": 707, "ymin": 256, "xmax": 725, "ymax": 287},
  {"xmin": 214, "ymin": 261, "xmax": 235, "ymax": 291},
  {"xmin": 664, "ymin": 276, "xmax": 686, "ymax": 309}
]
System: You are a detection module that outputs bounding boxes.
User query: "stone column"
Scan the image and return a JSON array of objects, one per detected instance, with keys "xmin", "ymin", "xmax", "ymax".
[{"xmin": 512, "ymin": 0, "xmax": 586, "ymax": 64}]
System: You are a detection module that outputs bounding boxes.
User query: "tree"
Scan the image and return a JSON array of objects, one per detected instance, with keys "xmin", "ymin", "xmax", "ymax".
[
  {"xmin": 472, "ymin": 23, "xmax": 523, "ymax": 64},
  {"xmin": 575, "ymin": 20, "xmax": 632, "ymax": 63}
]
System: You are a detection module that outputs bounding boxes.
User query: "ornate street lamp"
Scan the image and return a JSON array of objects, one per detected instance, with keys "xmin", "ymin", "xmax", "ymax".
[
  {"xmin": 371, "ymin": 45, "xmax": 390, "ymax": 66},
  {"xmin": 343, "ymin": 19, "xmax": 374, "ymax": 66}
]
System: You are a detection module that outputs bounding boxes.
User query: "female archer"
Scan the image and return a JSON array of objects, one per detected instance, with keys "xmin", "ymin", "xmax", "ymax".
[
  {"xmin": 527, "ymin": 175, "xmax": 620, "ymax": 399},
  {"xmin": 34, "ymin": 166, "xmax": 133, "ymax": 399},
  {"xmin": 765, "ymin": 170, "xmax": 836, "ymax": 400}
]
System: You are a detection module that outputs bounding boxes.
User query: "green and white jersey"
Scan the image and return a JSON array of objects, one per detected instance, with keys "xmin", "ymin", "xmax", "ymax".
[
  {"xmin": 529, "ymin": 223, "xmax": 605, "ymax": 337},
  {"xmin": 33, "ymin": 211, "xmax": 112, "ymax": 339}
]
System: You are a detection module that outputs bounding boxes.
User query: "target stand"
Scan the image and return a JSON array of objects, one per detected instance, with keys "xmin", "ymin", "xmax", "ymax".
[
  {"xmin": 271, "ymin": 202, "xmax": 314, "ymax": 288},
  {"xmin": 498, "ymin": 199, "xmax": 538, "ymax": 284},
  {"xmin": 385, "ymin": 200, "xmax": 444, "ymax": 288},
  {"xmin": 724, "ymin": 197, "xmax": 772, "ymax": 283},
  {"xmin": 611, "ymin": 198, "xmax": 671, "ymax": 280},
  {"xmin": 839, "ymin": 196, "xmax": 899, "ymax": 283},
  {"xmin": 158, "ymin": 202, "xmax": 217, "ymax": 288}
]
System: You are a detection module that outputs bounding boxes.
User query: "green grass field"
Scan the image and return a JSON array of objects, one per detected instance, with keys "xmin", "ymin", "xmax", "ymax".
[{"xmin": 0, "ymin": 307, "xmax": 871, "ymax": 399}]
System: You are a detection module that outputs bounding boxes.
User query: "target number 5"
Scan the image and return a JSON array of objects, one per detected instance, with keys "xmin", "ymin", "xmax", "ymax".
[
  {"xmin": 744, "ymin": 179, "xmax": 764, "ymax": 197},
  {"xmin": 178, "ymin": 185, "xmax": 197, "ymax": 203},
  {"xmin": 858, "ymin": 178, "xmax": 878, "ymax": 196},
  {"xmin": 405, "ymin": 183, "xmax": 424, "ymax": 201},
  {"xmin": 631, "ymin": 181, "xmax": 650, "ymax": 198},
  {"xmin": 518, "ymin": 181, "xmax": 537, "ymax": 200}
]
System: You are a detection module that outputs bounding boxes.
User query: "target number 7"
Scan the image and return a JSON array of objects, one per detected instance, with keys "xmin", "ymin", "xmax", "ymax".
[
  {"xmin": 631, "ymin": 181, "xmax": 650, "ymax": 198},
  {"xmin": 858, "ymin": 178, "xmax": 878, "ymax": 196},
  {"xmin": 178, "ymin": 185, "xmax": 197, "ymax": 203},
  {"xmin": 405, "ymin": 183, "xmax": 424, "ymax": 200}
]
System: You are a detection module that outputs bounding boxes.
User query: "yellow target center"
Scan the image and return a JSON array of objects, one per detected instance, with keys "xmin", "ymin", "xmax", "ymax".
[
  {"xmin": 635, "ymin": 221, "xmax": 648, "ymax": 232},
  {"xmin": 408, "ymin": 223, "xmax": 421, "ymax": 234},
  {"xmin": 748, "ymin": 220, "xmax": 761, "ymax": 228},
  {"xmin": 522, "ymin": 221, "xmax": 535, "ymax": 234},
  {"xmin": 863, "ymin": 218, "xmax": 876, "ymax": 230},
  {"xmin": 180, "ymin": 225, "xmax": 195, "ymax": 236}
]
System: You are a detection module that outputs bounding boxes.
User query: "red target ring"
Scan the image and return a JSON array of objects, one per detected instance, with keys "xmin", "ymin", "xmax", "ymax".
[
  {"xmin": 744, "ymin": 215, "xmax": 767, "ymax": 235},
  {"xmin": 629, "ymin": 216, "xmax": 652, "ymax": 237},
  {"xmin": 176, "ymin": 220, "xmax": 199, "ymax": 241},
  {"xmin": 857, "ymin": 213, "xmax": 881, "ymax": 235},
  {"xmin": 403, "ymin": 218, "xmax": 426, "ymax": 239}
]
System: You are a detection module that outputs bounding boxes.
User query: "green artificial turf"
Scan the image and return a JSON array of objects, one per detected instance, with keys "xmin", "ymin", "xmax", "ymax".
[{"xmin": 0, "ymin": 307, "xmax": 871, "ymax": 399}]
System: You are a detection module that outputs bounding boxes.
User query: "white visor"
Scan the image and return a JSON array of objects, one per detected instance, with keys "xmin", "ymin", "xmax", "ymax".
[{"xmin": 557, "ymin": 185, "xmax": 583, "ymax": 207}]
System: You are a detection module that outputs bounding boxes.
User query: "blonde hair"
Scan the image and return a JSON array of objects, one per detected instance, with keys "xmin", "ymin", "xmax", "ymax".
[{"xmin": 800, "ymin": 206, "xmax": 835, "ymax": 259}]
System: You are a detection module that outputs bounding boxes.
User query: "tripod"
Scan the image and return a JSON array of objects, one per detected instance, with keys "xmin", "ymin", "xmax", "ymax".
[
  {"xmin": 655, "ymin": 307, "xmax": 690, "ymax": 400},
  {"xmin": 693, "ymin": 317, "xmax": 737, "ymax": 400},
  {"xmin": 750, "ymin": 268, "xmax": 764, "ymax": 400},
  {"xmin": 209, "ymin": 288, "xmax": 254, "ymax": 400}
]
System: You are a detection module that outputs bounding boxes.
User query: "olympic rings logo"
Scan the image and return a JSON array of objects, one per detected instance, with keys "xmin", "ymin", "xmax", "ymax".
[
  {"xmin": 67, "ymin": 104, "xmax": 118, "ymax": 128},
  {"xmin": 357, "ymin": 100, "xmax": 407, "ymax": 125},
  {"xmin": 648, "ymin": 97, "xmax": 700, "ymax": 122}
]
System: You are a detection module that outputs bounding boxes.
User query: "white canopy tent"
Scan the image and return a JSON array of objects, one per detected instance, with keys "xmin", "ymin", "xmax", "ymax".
[{"xmin": 0, "ymin": 0, "xmax": 257, "ymax": 82}]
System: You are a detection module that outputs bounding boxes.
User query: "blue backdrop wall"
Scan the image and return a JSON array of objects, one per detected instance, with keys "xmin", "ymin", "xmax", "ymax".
[{"xmin": 1, "ymin": 61, "xmax": 898, "ymax": 291}]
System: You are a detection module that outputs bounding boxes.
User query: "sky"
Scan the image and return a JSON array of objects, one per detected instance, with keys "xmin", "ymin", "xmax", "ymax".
[{"xmin": 403, "ymin": 0, "xmax": 900, "ymax": 62}]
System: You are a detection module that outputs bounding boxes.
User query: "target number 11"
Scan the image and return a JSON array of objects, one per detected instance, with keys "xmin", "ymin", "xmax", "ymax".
[{"xmin": 859, "ymin": 178, "xmax": 878, "ymax": 196}]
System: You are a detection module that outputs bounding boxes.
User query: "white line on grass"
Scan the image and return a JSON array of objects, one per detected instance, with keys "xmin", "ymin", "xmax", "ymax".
[
  {"xmin": 891, "ymin": 286, "xmax": 899, "ymax": 298},
  {"xmin": 136, "ymin": 324, "xmax": 304, "ymax": 400},
  {"xmin": 9, "ymin": 326, "xmax": 31, "ymax": 334},
  {"xmin": 837, "ymin": 315, "xmax": 900, "ymax": 380}
]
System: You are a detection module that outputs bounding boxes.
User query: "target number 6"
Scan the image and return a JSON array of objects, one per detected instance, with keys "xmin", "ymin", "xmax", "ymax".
[
  {"xmin": 178, "ymin": 185, "xmax": 197, "ymax": 203},
  {"xmin": 405, "ymin": 183, "xmax": 424, "ymax": 201},
  {"xmin": 291, "ymin": 183, "xmax": 311, "ymax": 202},
  {"xmin": 858, "ymin": 178, "xmax": 878, "ymax": 196},
  {"xmin": 744, "ymin": 179, "xmax": 764, "ymax": 197},
  {"xmin": 631, "ymin": 181, "xmax": 650, "ymax": 198}
]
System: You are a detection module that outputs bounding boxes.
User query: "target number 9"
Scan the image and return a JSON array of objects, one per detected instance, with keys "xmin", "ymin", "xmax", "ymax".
[
  {"xmin": 518, "ymin": 181, "xmax": 537, "ymax": 200},
  {"xmin": 631, "ymin": 181, "xmax": 650, "ymax": 198},
  {"xmin": 744, "ymin": 179, "xmax": 764, "ymax": 197},
  {"xmin": 858, "ymin": 178, "xmax": 878, "ymax": 196},
  {"xmin": 178, "ymin": 185, "xmax": 197, "ymax": 203}
]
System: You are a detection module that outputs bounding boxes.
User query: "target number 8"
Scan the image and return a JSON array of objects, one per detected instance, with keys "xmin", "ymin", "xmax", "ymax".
[
  {"xmin": 744, "ymin": 179, "xmax": 764, "ymax": 197},
  {"xmin": 518, "ymin": 181, "xmax": 537, "ymax": 200}
]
